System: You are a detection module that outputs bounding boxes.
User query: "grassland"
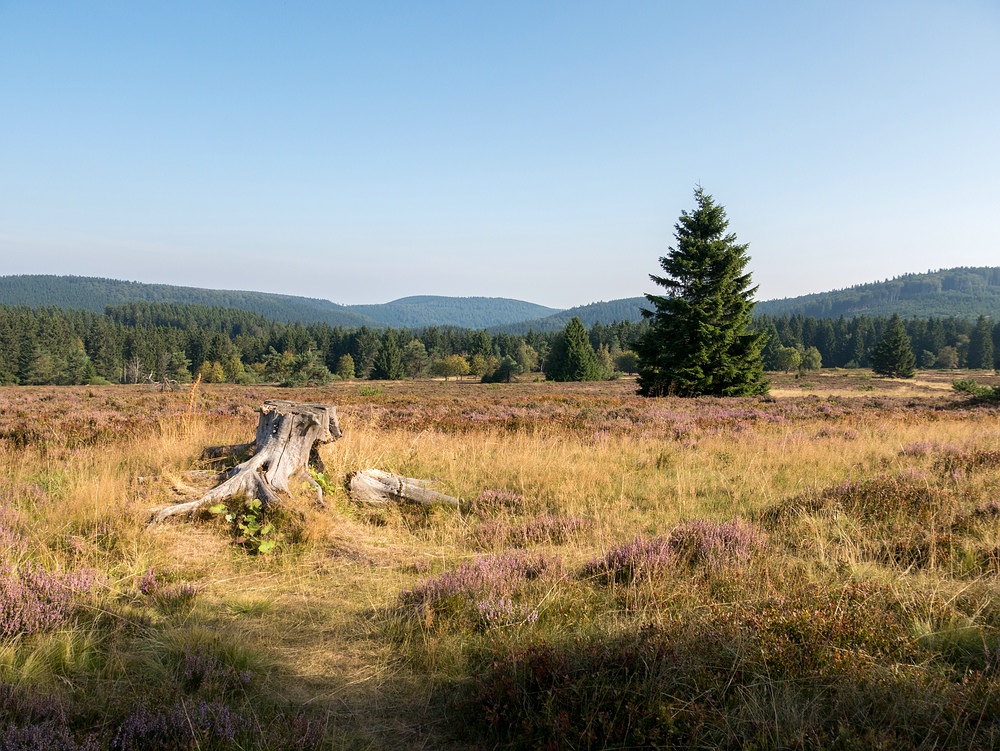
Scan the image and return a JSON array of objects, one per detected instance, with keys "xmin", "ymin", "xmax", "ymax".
[{"xmin": 2, "ymin": 369, "xmax": 1000, "ymax": 749}]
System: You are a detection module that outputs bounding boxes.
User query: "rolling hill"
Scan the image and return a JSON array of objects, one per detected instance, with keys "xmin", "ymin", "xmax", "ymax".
[
  {"xmin": 4, "ymin": 266, "xmax": 999, "ymax": 334},
  {"xmin": 496, "ymin": 297, "xmax": 648, "ymax": 333},
  {"xmin": 0, "ymin": 275, "xmax": 562, "ymax": 330},
  {"xmin": 755, "ymin": 267, "xmax": 1000, "ymax": 319},
  {"xmin": 348, "ymin": 295, "xmax": 560, "ymax": 328}
]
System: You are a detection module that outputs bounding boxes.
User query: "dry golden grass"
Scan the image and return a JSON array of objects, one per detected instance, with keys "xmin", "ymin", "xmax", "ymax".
[{"xmin": 2, "ymin": 372, "xmax": 1000, "ymax": 748}]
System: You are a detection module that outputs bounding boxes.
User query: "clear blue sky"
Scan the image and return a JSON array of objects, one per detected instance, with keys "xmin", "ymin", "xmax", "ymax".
[{"xmin": 1, "ymin": 1, "xmax": 997, "ymax": 309}]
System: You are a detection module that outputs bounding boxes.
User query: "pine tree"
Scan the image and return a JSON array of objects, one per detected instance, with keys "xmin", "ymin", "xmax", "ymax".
[
  {"xmin": 370, "ymin": 330, "xmax": 404, "ymax": 380},
  {"xmin": 636, "ymin": 187, "xmax": 767, "ymax": 397},
  {"xmin": 870, "ymin": 314, "xmax": 916, "ymax": 378},
  {"xmin": 544, "ymin": 317, "xmax": 603, "ymax": 382},
  {"xmin": 335, "ymin": 353, "xmax": 355, "ymax": 380},
  {"xmin": 968, "ymin": 315, "xmax": 995, "ymax": 370}
]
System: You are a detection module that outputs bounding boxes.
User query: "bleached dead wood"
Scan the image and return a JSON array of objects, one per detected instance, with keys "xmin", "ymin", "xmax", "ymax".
[
  {"xmin": 150, "ymin": 400, "xmax": 342, "ymax": 523},
  {"xmin": 348, "ymin": 469, "xmax": 461, "ymax": 507}
]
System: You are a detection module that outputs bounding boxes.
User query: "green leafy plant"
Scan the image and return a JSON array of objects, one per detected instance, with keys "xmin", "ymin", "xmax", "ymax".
[
  {"xmin": 359, "ymin": 385, "xmax": 383, "ymax": 397},
  {"xmin": 952, "ymin": 378, "xmax": 1000, "ymax": 402},
  {"xmin": 209, "ymin": 498, "xmax": 282, "ymax": 554}
]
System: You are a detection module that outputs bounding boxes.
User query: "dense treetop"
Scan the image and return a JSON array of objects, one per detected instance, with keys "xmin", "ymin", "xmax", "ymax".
[{"xmin": 637, "ymin": 187, "xmax": 767, "ymax": 397}]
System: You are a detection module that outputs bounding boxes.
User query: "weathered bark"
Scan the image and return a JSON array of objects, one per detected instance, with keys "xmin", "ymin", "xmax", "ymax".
[
  {"xmin": 151, "ymin": 400, "xmax": 342, "ymax": 523},
  {"xmin": 348, "ymin": 469, "xmax": 462, "ymax": 507}
]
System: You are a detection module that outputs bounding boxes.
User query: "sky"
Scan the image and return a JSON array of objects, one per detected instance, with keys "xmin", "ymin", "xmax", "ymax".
[{"xmin": 1, "ymin": 1, "xmax": 998, "ymax": 309}]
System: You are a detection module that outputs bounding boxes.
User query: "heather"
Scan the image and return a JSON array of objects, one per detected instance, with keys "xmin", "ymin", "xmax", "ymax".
[{"xmin": 1, "ymin": 370, "xmax": 1000, "ymax": 748}]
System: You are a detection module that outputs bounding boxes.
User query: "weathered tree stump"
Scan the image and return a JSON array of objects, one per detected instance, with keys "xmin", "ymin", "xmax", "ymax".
[
  {"xmin": 151, "ymin": 400, "xmax": 342, "ymax": 523},
  {"xmin": 348, "ymin": 469, "xmax": 462, "ymax": 507}
]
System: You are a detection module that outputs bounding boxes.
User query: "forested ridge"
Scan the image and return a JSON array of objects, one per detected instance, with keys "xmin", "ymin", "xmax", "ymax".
[
  {"xmin": 0, "ymin": 300, "xmax": 997, "ymax": 386},
  {"xmin": 755, "ymin": 267, "xmax": 1000, "ymax": 319},
  {"xmin": 0, "ymin": 275, "xmax": 564, "ymax": 330}
]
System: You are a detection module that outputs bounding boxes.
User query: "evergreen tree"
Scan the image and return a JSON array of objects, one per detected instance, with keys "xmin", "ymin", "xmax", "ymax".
[
  {"xmin": 636, "ymin": 187, "xmax": 767, "ymax": 396},
  {"xmin": 282, "ymin": 349, "xmax": 333, "ymax": 387},
  {"xmin": 401, "ymin": 339, "xmax": 429, "ymax": 378},
  {"xmin": 166, "ymin": 351, "xmax": 193, "ymax": 383},
  {"xmin": 370, "ymin": 330, "xmax": 404, "ymax": 380},
  {"xmin": 335, "ymin": 353, "xmax": 355, "ymax": 380},
  {"xmin": 63, "ymin": 344, "xmax": 97, "ymax": 384},
  {"xmin": 871, "ymin": 314, "xmax": 916, "ymax": 378},
  {"xmin": 968, "ymin": 315, "xmax": 995, "ymax": 370},
  {"xmin": 544, "ymin": 317, "xmax": 603, "ymax": 382}
]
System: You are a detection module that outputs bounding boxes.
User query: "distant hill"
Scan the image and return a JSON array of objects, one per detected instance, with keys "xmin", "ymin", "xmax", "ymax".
[
  {"xmin": 497, "ymin": 297, "xmax": 648, "ymax": 333},
  {"xmin": 348, "ymin": 295, "xmax": 561, "ymax": 329},
  {"xmin": 0, "ymin": 275, "xmax": 561, "ymax": 330},
  {"xmin": 7, "ymin": 266, "xmax": 998, "ymax": 334},
  {"xmin": 755, "ymin": 267, "xmax": 1000, "ymax": 320},
  {"xmin": 0, "ymin": 275, "xmax": 379, "ymax": 327}
]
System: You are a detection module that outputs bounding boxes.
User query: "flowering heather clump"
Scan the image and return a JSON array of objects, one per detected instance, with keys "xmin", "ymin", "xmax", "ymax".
[
  {"xmin": 475, "ymin": 596, "xmax": 539, "ymax": 629},
  {"xmin": 179, "ymin": 644, "xmax": 253, "ymax": 697},
  {"xmin": 899, "ymin": 441, "xmax": 950, "ymax": 458},
  {"xmin": 137, "ymin": 567, "xmax": 160, "ymax": 596},
  {"xmin": 666, "ymin": 519, "xmax": 765, "ymax": 568},
  {"xmin": 471, "ymin": 489, "xmax": 526, "ymax": 516},
  {"xmin": 0, "ymin": 722, "xmax": 99, "ymax": 751},
  {"xmin": 110, "ymin": 700, "xmax": 255, "ymax": 750},
  {"xmin": 157, "ymin": 583, "xmax": 198, "ymax": 615},
  {"xmin": 582, "ymin": 537, "xmax": 674, "ymax": 583},
  {"xmin": 788, "ymin": 475, "xmax": 954, "ymax": 523},
  {"xmin": 138, "ymin": 569, "xmax": 198, "ymax": 615},
  {"xmin": 0, "ymin": 566, "xmax": 100, "ymax": 638},
  {"xmin": 935, "ymin": 447, "xmax": 1000, "ymax": 475},
  {"xmin": 399, "ymin": 552, "xmax": 556, "ymax": 615}
]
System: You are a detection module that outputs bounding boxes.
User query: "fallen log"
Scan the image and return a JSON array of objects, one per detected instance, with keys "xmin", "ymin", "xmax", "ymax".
[
  {"xmin": 348, "ymin": 469, "xmax": 462, "ymax": 507},
  {"xmin": 151, "ymin": 400, "xmax": 342, "ymax": 523}
]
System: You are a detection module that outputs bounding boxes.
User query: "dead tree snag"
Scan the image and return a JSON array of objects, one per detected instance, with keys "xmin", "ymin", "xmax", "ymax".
[{"xmin": 151, "ymin": 400, "xmax": 341, "ymax": 523}]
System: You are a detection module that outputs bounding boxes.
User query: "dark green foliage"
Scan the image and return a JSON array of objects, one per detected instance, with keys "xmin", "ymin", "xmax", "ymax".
[
  {"xmin": 967, "ymin": 315, "xmax": 995, "ymax": 369},
  {"xmin": 401, "ymin": 339, "xmax": 429, "ymax": 378},
  {"xmin": 481, "ymin": 356, "xmax": 522, "ymax": 383},
  {"xmin": 871, "ymin": 314, "xmax": 917, "ymax": 378},
  {"xmin": 279, "ymin": 350, "xmax": 333, "ymax": 387},
  {"xmin": 753, "ymin": 313, "xmax": 989, "ymax": 371},
  {"xmin": 953, "ymin": 378, "xmax": 1000, "ymax": 402},
  {"xmin": 543, "ymin": 317, "xmax": 604, "ymax": 382},
  {"xmin": 0, "ymin": 274, "xmax": 377, "ymax": 327},
  {"xmin": 636, "ymin": 187, "xmax": 767, "ymax": 397},
  {"xmin": 370, "ymin": 330, "xmax": 404, "ymax": 380},
  {"xmin": 2, "ymin": 297, "xmax": 991, "ymax": 388}
]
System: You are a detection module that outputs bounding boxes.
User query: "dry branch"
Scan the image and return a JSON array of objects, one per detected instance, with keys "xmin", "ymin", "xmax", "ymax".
[{"xmin": 348, "ymin": 469, "xmax": 462, "ymax": 507}]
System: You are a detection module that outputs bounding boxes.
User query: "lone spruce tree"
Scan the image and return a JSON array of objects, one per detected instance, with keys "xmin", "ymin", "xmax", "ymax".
[
  {"xmin": 636, "ymin": 187, "xmax": 767, "ymax": 397},
  {"xmin": 870, "ymin": 314, "xmax": 916, "ymax": 378}
]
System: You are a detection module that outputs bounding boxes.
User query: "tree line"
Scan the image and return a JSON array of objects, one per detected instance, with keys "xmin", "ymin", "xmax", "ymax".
[
  {"xmin": 754, "ymin": 313, "xmax": 999, "ymax": 372},
  {"xmin": 0, "ymin": 301, "xmax": 995, "ymax": 387},
  {"xmin": 0, "ymin": 302, "xmax": 645, "ymax": 386}
]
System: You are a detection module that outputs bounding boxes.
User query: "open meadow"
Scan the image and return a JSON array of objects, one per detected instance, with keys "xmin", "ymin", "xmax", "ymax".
[{"xmin": 3, "ymin": 369, "xmax": 1000, "ymax": 749}]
